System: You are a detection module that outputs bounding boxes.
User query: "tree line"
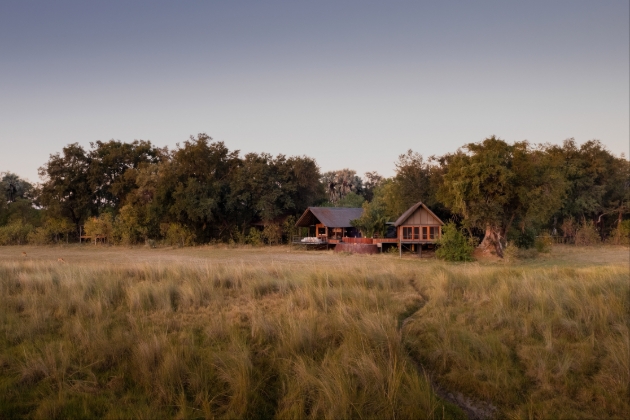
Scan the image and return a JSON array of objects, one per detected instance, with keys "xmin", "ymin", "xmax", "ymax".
[{"xmin": 1, "ymin": 134, "xmax": 628, "ymax": 253}]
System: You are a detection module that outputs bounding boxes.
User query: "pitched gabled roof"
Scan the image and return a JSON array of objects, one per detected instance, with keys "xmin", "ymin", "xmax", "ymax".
[
  {"xmin": 394, "ymin": 202, "xmax": 444, "ymax": 226},
  {"xmin": 295, "ymin": 207, "xmax": 364, "ymax": 228}
]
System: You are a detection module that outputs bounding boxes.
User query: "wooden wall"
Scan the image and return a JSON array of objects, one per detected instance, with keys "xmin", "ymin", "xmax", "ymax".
[{"xmin": 401, "ymin": 207, "xmax": 441, "ymax": 225}]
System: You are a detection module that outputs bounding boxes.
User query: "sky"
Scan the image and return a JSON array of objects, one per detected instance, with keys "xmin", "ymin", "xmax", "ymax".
[{"xmin": 1, "ymin": 0, "xmax": 628, "ymax": 183}]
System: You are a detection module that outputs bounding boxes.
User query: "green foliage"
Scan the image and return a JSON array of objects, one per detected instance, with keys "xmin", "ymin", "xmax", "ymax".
[
  {"xmin": 391, "ymin": 150, "xmax": 441, "ymax": 213},
  {"xmin": 351, "ymin": 200, "xmax": 388, "ymax": 238},
  {"xmin": 436, "ymin": 223, "xmax": 475, "ymax": 262},
  {"xmin": 336, "ymin": 191, "xmax": 365, "ymax": 208},
  {"xmin": 38, "ymin": 143, "xmax": 94, "ymax": 233},
  {"xmin": 27, "ymin": 218, "xmax": 73, "ymax": 245},
  {"xmin": 438, "ymin": 137, "xmax": 566, "ymax": 256},
  {"xmin": 322, "ymin": 168, "xmax": 362, "ymax": 205},
  {"xmin": 504, "ymin": 242, "xmax": 538, "ymax": 262},
  {"xmin": 282, "ymin": 215, "xmax": 297, "ymax": 242},
  {"xmin": 0, "ymin": 220, "xmax": 33, "ymax": 245},
  {"xmin": 575, "ymin": 221, "xmax": 601, "ymax": 246},
  {"xmin": 1, "ymin": 172, "xmax": 35, "ymax": 204},
  {"xmin": 513, "ymin": 228, "xmax": 536, "ymax": 249},
  {"xmin": 83, "ymin": 214, "xmax": 113, "ymax": 242},
  {"xmin": 27, "ymin": 226, "xmax": 53, "ymax": 245},
  {"xmin": 160, "ymin": 223, "xmax": 195, "ymax": 247},
  {"xmin": 112, "ymin": 204, "xmax": 147, "ymax": 245},
  {"xmin": 5, "ymin": 133, "xmax": 628, "ymax": 248},
  {"xmin": 609, "ymin": 220, "xmax": 630, "ymax": 245},
  {"xmin": 387, "ymin": 244, "xmax": 400, "ymax": 254},
  {"xmin": 534, "ymin": 233, "xmax": 553, "ymax": 253},
  {"xmin": 261, "ymin": 223, "xmax": 282, "ymax": 245},
  {"xmin": 246, "ymin": 228, "xmax": 263, "ymax": 246}
]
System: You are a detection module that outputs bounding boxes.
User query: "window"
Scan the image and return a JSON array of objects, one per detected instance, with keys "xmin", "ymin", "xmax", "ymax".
[
  {"xmin": 413, "ymin": 227, "xmax": 420, "ymax": 240},
  {"xmin": 429, "ymin": 226, "xmax": 438, "ymax": 240},
  {"xmin": 422, "ymin": 227, "xmax": 428, "ymax": 240},
  {"xmin": 403, "ymin": 227, "xmax": 412, "ymax": 240}
]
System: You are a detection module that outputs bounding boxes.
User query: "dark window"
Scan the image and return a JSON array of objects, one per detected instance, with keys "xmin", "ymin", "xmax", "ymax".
[
  {"xmin": 403, "ymin": 227, "xmax": 412, "ymax": 240},
  {"xmin": 422, "ymin": 227, "xmax": 428, "ymax": 240},
  {"xmin": 429, "ymin": 226, "xmax": 437, "ymax": 240},
  {"xmin": 413, "ymin": 227, "xmax": 420, "ymax": 240}
]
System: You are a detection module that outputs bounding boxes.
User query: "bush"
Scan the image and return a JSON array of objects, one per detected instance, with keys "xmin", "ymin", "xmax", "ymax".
[
  {"xmin": 0, "ymin": 220, "xmax": 33, "ymax": 245},
  {"xmin": 112, "ymin": 205, "xmax": 147, "ymax": 245},
  {"xmin": 534, "ymin": 233, "xmax": 553, "ymax": 253},
  {"xmin": 246, "ymin": 228, "xmax": 263, "ymax": 246},
  {"xmin": 262, "ymin": 223, "xmax": 282, "ymax": 245},
  {"xmin": 387, "ymin": 245, "xmax": 400, "ymax": 254},
  {"xmin": 609, "ymin": 220, "xmax": 630, "ymax": 245},
  {"xmin": 27, "ymin": 227, "xmax": 53, "ymax": 245},
  {"xmin": 160, "ymin": 223, "xmax": 195, "ymax": 247},
  {"xmin": 84, "ymin": 214, "xmax": 113, "ymax": 243},
  {"xmin": 575, "ymin": 221, "xmax": 600, "ymax": 246},
  {"xmin": 436, "ymin": 223, "xmax": 475, "ymax": 262},
  {"xmin": 504, "ymin": 241, "xmax": 538, "ymax": 262},
  {"xmin": 27, "ymin": 218, "xmax": 74, "ymax": 245},
  {"xmin": 513, "ymin": 228, "xmax": 536, "ymax": 249}
]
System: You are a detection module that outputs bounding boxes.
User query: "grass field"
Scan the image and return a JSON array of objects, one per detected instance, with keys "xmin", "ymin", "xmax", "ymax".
[{"xmin": 0, "ymin": 244, "xmax": 628, "ymax": 419}]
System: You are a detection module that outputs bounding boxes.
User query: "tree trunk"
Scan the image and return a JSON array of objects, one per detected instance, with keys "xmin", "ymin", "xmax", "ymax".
[{"xmin": 479, "ymin": 224, "xmax": 504, "ymax": 258}]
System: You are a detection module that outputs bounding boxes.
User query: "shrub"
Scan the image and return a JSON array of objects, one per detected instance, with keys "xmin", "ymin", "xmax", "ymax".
[
  {"xmin": 0, "ymin": 220, "xmax": 33, "ymax": 245},
  {"xmin": 436, "ymin": 223, "xmax": 475, "ymax": 262},
  {"xmin": 534, "ymin": 233, "xmax": 553, "ymax": 253},
  {"xmin": 112, "ymin": 205, "xmax": 147, "ymax": 245},
  {"xmin": 160, "ymin": 223, "xmax": 195, "ymax": 247},
  {"xmin": 230, "ymin": 226, "xmax": 248, "ymax": 245},
  {"xmin": 27, "ymin": 227, "xmax": 53, "ymax": 245},
  {"xmin": 575, "ymin": 221, "xmax": 600, "ymax": 246},
  {"xmin": 513, "ymin": 228, "xmax": 536, "ymax": 249},
  {"xmin": 262, "ymin": 223, "xmax": 282, "ymax": 245},
  {"xmin": 84, "ymin": 214, "xmax": 114, "ymax": 243},
  {"xmin": 561, "ymin": 217, "xmax": 577, "ymax": 239},
  {"xmin": 609, "ymin": 220, "xmax": 630, "ymax": 245},
  {"xmin": 504, "ymin": 242, "xmax": 538, "ymax": 262},
  {"xmin": 282, "ymin": 216, "xmax": 297, "ymax": 242},
  {"xmin": 350, "ymin": 200, "xmax": 388, "ymax": 238},
  {"xmin": 387, "ymin": 245, "xmax": 400, "ymax": 254},
  {"xmin": 246, "ymin": 228, "xmax": 263, "ymax": 246}
]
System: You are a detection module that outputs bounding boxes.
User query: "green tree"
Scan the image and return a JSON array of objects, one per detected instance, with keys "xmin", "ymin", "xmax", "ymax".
[
  {"xmin": 544, "ymin": 139, "xmax": 629, "ymax": 238},
  {"xmin": 435, "ymin": 223, "xmax": 475, "ymax": 262},
  {"xmin": 168, "ymin": 134, "xmax": 240, "ymax": 241},
  {"xmin": 362, "ymin": 171, "xmax": 384, "ymax": 202},
  {"xmin": 351, "ymin": 200, "xmax": 388, "ymax": 238},
  {"xmin": 88, "ymin": 139, "xmax": 162, "ymax": 211},
  {"xmin": 0, "ymin": 172, "xmax": 40, "ymax": 228},
  {"xmin": 229, "ymin": 153, "xmax": 293, "ymax": 232},
  {"xmin": 322, "ymin": 169, "xmax": 362, "ymax": 205},
  {"xmin": 39, "ymin": 144, "xmax": 94, "ymax": 235},
  {"xmin": 437, "ymin": 136, "xmax": 565, "ymax": 257}
]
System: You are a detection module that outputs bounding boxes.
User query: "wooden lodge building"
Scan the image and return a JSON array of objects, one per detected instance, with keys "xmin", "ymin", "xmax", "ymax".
[
  {"xmin": 393, "ymin": 201, "xmax": 444, "ymax": 256},
  {"xmin": 293, "ymin": 202, "xmax": 444, "ymax": 255},
  {"xmin": 294, "ymin": 207, "xmax": 364, "ymax": 244}
]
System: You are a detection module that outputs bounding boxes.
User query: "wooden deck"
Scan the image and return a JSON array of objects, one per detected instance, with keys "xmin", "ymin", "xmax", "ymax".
[{"xmin": 292, "ymin": 237, "xmax": 438, "ymax": 246}]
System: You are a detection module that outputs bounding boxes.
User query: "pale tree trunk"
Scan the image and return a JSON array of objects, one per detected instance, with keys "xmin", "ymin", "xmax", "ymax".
[{"xmin": 478, "ymin": 224, "xmax": 505, "ymax": 258}]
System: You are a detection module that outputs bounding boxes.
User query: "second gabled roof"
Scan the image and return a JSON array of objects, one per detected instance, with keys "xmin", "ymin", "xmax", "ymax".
[
  {"xmin": 394, "ymin": 202, "xmax": 444, "ymax": 226},
  {"xmin": 295, "ymin": 207, "xmax": 364, "ymax": 228}
]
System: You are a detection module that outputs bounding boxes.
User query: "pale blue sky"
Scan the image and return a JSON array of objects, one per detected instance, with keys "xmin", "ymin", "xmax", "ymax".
[{"xmin": 1, "ymin": 1, "xmax": 628, "ymax": 182}]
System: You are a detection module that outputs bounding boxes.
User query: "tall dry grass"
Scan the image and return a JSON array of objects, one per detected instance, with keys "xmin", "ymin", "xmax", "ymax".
[
  {"xmin": 403, "ymin": 264, "xmax": 629, "ymax": 419},
  {"xmin": 0, "ymin": 256, "xmax": 445, "ymax": 419},
  {"xmin": 1, "ymin": 247, "xmax": 627, "ymax": 418}
]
